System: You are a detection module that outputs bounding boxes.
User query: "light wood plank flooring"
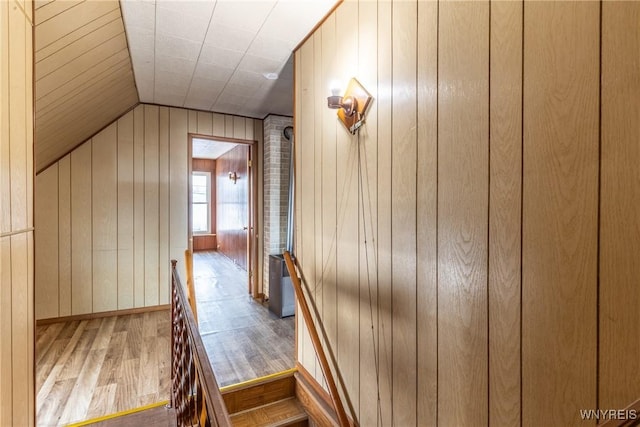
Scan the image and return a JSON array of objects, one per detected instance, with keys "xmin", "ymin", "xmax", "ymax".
[
  {"xmin": 194, "ymin": 250, "xmax": 295, "ymax": 387},
  {"xmin": 83, "ymin": 405, "xmax": 176, "ymax": 427},
  {"xmin": 36, "ymin": 310, "xmax": 171, "ymax": 427},
  {"xmin": 36, "ymin": 250, "xmax": 295, "ymax": 426}
]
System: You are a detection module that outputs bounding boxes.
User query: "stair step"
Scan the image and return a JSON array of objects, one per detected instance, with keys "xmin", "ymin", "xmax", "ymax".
[
  {"xmin": 230, "ymin": 397, "xmax": 308, "ymax": 427},
  {"xmin": 222, "ymin": 369, "xmax": 297, "ymax": 414}
]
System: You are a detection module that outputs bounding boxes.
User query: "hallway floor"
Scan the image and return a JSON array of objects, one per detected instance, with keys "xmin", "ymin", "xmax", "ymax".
[
  {"xmin": 35, "ymin": 310, "xmax": 171, "ymax": 427},
  {"xmin": 35, "ymin": 250, "xmax": 295, "ymax": 426},
  {"xmin": 193, "ymin": 250, "xmax": 296, "ymax": 387}
]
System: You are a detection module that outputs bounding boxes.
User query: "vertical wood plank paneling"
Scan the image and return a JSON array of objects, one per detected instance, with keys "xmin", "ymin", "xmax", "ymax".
[
  {"xmin": 289, "ymin": 1, "xmax": 640, "ymax": 426},
  {"xmin": 334, "ymin": 0, "xmax": 360, "ymax": 416},
  {"xmin": 357, "ymin": 1, "xmax": 381, "ymax": 424},
  {"xmin": 245, "ymin": 118, "xmax": 254, "ymax": 141},
  {"xmin": 0, "ymin": 0, "xmax": 9, "ymax": 237},
  {"xmin": 35, "ymin": 165, "xmax": 59, "ymax": 320},
  {"xmin": 293, "ymin": 49, "xmax": 303, "ymax": 364},
  {"xmin": 0, "ymin": 5, "xmax": 34, "ymax": 421},
  {"xmin": 71, "ymin": 142, "xmax": 93, "ymax": 314},
  {"xmin": 25, "ymin": 14, "xmax": 33, "ymax": 239},
  {"xmin": 188, "ymin": 108, "xmax": 197, "ymax": 225},
  {"xmin": 438, "ymin": 1, "xmax": 489, "ymax": 426},
  {"xmin": 58, "ymin": 155, "xmax": 71, "ymax": 316},
  {"xmin": 144, "ymin": 104, "xmax": 160, "ymax": 306},
  {"xmin": 0, "ymin": 237, "xmax": 9, "ymax": 427},
  {"xmin": 35, "ymin": 106, "xmax": 265, "ymax": 322},
  {"xmin": 213, "ymin": 113, "xmax": 225, "ymax": 137},
  {"xmin": 391, "ymin": 0, "xmax": 418, "ymax": 424},
  {"xmin": 416, "ymin": 0, "xmax": 438, "ymax": 424},
  {"xmin": 27, "ymin": 233, "xmax": 35, "ymax": 427},
  {"xmin": 186, "ymin": 110, "xmax": 198, "ymax": 258},
  {"xmin": 318, "ymin": 13, "xmax": 337, "ymax": 389},
  {"xmin": 188, "ymin": 110, "xmax": 197, "ymax": 135},
  {"xmin": 376, "ymin": 0, "xmax": 393, "ymax": 424},
  {"xmin": 11, "ymin": 233, "xmax": 30, "ymax": 427},
  {"xmin": 133, "ymin": 105, "xmax": 145, "ymax": 307},
  {"xmin": 197, "ymin": 111, "xmax": 212, "ymax": 136},
  {"xmin": 187, "ymin": 109, "xmax": 197, "ymax": 254},
  {"xmin": 224, "ymin": 115, "xmax": 233, "ymax": 138},
  {"xmin": 233, "ymin": 116, "xmax": 246, "ymax": 139},
  {"xmin": 9, "ymin": 0, "xmax": 27, "ymax": 234},
  {"xmin": 24, "ymin": 4, "xmax": 35, "ymax": 421},
  {"xmin": 312, "ymin": 30, "xmax": 323, "ymax": 381},
  {"xmin": 522, "ymin": 2, "xmax": 599, "ymax": 425},
  {"xmin": 0, "ymin": 242, "xmax": 10, "ymax": 426},
  {"xmin": 92, "ymin": 123, "xmax": 118, "ymax": 313},
  {"xmin": 159, "ymin": 107, "xmax": 170, "ymax": 305},
  {"xmin": 117, "ymin": 111, "xmax": 134, "ymax": 309},
  {"xmin": 169, "ymin": 108, "xmax": 188, "ymax": 280},
  {"xmin": 489, "ymin": 1, "xmax": 522, "ymax": 425},
  {"xmin": 298, "ymin": 38, "xmax": 317, "ymax": 382},
  {"xmin": 600, "ymin": 1, "xmax": 640, "ymax": 410}
]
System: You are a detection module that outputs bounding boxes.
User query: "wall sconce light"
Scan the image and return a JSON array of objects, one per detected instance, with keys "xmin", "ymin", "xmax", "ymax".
[
  {"xmin": 228, "ymin": 171, "xmax": 237, "ymax": 184},
  {"xmin": 327, "ymin": 93, "xmax": 357, "ymax": 116},
  {"xmin": 327, "ymin": 78, "xmax": 373, "ymax": 135}
]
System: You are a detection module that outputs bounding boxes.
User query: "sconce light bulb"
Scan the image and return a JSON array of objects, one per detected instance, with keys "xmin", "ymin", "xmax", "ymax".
[{"xmin": 331, "ymin": 87, "xmax": 341, "ymax": 96}]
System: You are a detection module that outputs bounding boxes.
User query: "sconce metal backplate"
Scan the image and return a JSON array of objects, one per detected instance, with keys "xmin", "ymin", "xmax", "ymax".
[{"xmin": 337, "ymin": 78, "xmax": 372, "ymax": 134}]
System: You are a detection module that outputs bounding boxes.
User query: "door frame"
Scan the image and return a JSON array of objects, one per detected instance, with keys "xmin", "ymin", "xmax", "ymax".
[{"xmin": 188, "ymin": 133, "xmax": 260, "ymax": 298}]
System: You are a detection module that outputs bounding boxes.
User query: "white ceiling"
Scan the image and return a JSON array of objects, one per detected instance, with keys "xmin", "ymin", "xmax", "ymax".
[
  {"xmin": 192, "ymin": 137, "xmax": 238, "ymax": 159},
  {"xmin": 121, "ymin": 0, "xmax": 339, "ymax": 118}
]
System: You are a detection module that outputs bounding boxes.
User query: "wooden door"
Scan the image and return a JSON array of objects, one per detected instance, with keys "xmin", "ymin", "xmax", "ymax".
[{"xmin": 216, "ymin": 144, "xmax": 250, "ymax": 272}]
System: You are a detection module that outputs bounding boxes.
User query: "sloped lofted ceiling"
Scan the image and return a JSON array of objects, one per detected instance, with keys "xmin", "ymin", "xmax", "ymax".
[
  {"xmin": 121, "ymin": 0, "xmax": 338, "ymax": 116},
  {"xmin": 34, "ymin": 0, "xmax": 339, "ymax": 173},
  {"xmin": 35, "ymin": 0, "xmax": 139, "ymax": 172}
]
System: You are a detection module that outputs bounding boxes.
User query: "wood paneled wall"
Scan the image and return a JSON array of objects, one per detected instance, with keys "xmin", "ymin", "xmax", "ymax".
[
  {"xmin": 0, "ymin": 0, "xmax": 35, "ymax": 425},
  {"xmin": 34, "ymin": 0, "xmax": 138, "ymax": 173},
  {"xmin": 35, "ymin": 104, "xmax": 263, "ymax": 319},
  {"xmin": 192, "ymin": 158, "xmax": 217, "ymax": 251},
  {"xmin": 294, "ymin": 1, "xmax": 640, "ymax": 425},
  {"xmin": 216, "ymin": 144, "xmax": 250, "ymax": 271}
]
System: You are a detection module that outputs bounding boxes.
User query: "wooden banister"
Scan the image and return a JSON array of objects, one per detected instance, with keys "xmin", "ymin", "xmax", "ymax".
[
  {"xmin": 184, "ymin": 249, "xmax": 198, "ymax": 323},
  {"xmin": 598, "ymin": 398, "xmax": 640, "ymax": 427},
  {"xmin": 171, "ymin": 260, "xmax": 231, "ymax": 427},
  {"xmin": 283, "ymin": 251, "xmax": 350, "ymax": 427}
]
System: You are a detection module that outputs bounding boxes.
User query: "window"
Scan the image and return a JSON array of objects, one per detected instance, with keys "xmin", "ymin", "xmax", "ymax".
[{"xmin": 192, "ymin": 172, "xmax": 211, "ymax": 234}]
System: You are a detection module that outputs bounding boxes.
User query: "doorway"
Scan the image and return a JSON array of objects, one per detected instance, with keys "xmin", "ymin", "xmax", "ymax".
[
  {"xmin": 188, "ymin": 135, "xmax": 296, "ymax": 387},
  {"xmin": 188, "ymin": 135, "xmax": 257, "ymax": 296}
]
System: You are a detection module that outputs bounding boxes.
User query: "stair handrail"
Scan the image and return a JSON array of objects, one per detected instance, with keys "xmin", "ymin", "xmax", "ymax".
[
  {"xmin": 171, "ymin": 260, "xmax": 231, "ymax": 427},
  {"xmin": 283, "ymin": 251, "xmax": 351, "ymax": 427},
  {"xmin": 597, "ymin": 398, "xmax": 640, "ymax": 427}
]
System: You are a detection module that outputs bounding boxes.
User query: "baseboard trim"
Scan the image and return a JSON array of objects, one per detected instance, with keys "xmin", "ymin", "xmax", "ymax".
[
  {"xmin": 64, "ymin": 400, "xmax": 169, "ymax": 427},
  {"xmin": 295, "ymin": 362, "xmax": 358, "ymax": 427},
  {"xmin": 36, "ymin": 305, "xmax": 170, "ymax": 325}
]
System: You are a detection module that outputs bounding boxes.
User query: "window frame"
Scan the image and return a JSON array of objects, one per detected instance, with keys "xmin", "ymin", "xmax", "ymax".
[{"xmin": 192, "ymin": 171, "xmax": 211, "ymax": 235}]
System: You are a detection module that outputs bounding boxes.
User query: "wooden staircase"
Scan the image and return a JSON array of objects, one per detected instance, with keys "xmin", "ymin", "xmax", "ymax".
[
  {"xmin": 222, "ymin": 370, "xmax": 308, "ymax": 427},
  {"xmin": 85, "ymin": 370, "xmax": 308, "ymax": 427}
]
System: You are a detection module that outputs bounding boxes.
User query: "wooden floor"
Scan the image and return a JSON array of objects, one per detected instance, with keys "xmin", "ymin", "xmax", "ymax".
[
  {"xmin": 83, "ymin": 405, "xmax": 176, "ymax": 427},
  {"xmin": 194, "ymin": 250, "xmax": 295, "ymax": 387},
  {"xmin": 36, "ymin": 250, "xmax": 295, "ymax": 426},
  {"xmin": 35, "ymin": 310, "xmax": 171, "ymax": 427}
]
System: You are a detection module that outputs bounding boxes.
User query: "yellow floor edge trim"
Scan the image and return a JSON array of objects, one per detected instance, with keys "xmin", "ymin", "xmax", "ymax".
[
  {"xmin": 220, "ymin": 367, "xmax": 298, "ymax": 393},
  {"xmin": 65, "ymin": 400, "xmax": 170, "ymax": 427}
]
